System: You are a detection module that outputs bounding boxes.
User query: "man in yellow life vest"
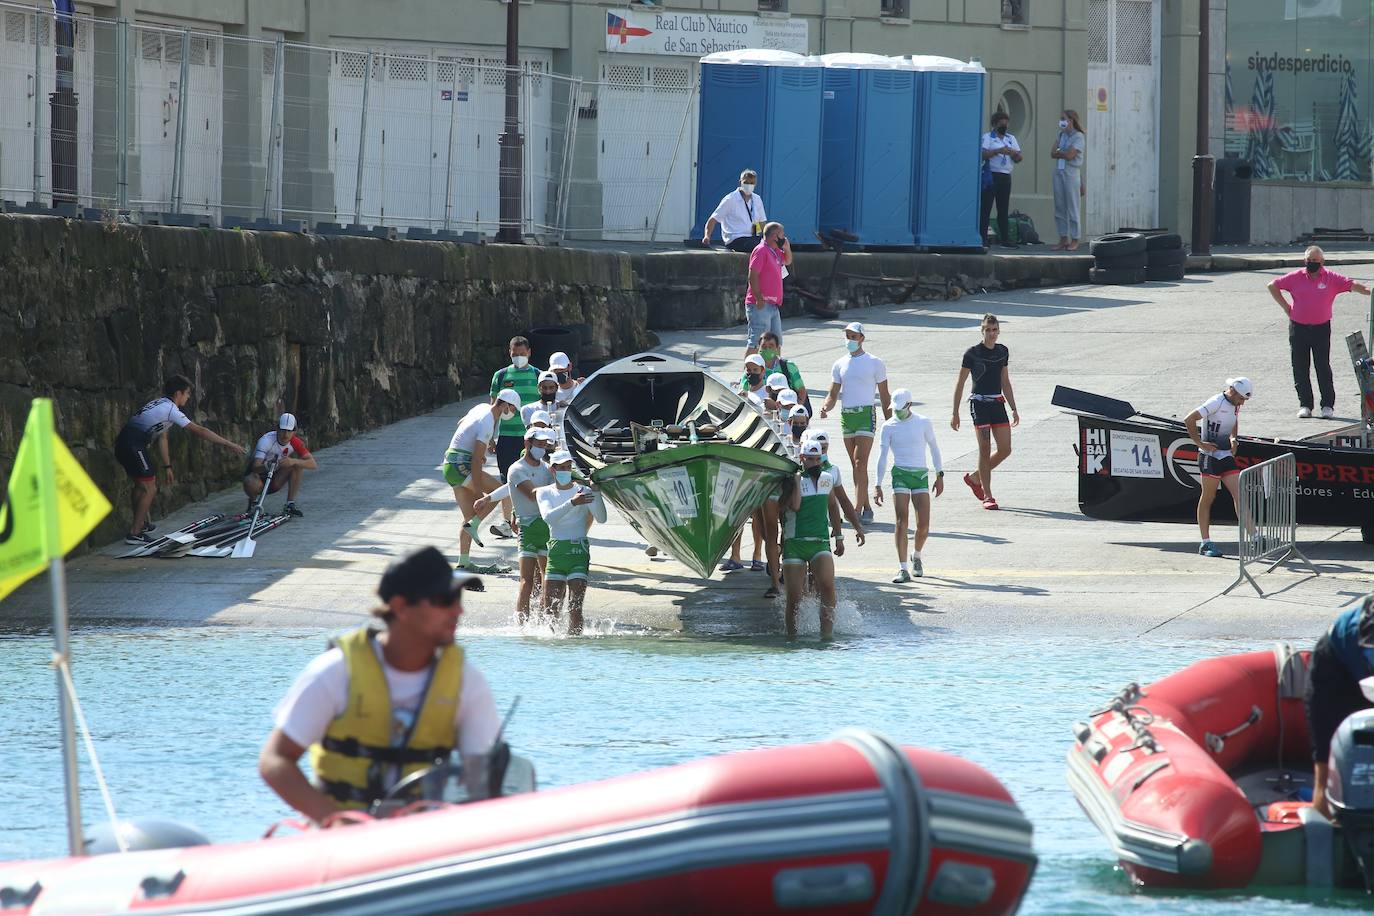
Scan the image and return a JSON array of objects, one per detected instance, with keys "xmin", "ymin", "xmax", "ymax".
[{"xmin": 259, "ymin": 546, "xmax": 501, "ymax": 822}]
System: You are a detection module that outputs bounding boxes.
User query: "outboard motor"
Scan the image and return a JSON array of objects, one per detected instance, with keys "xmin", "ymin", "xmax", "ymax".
[{"xmin": 1327, "ymin": 709, "xmax": 1374, "ymax": 890}]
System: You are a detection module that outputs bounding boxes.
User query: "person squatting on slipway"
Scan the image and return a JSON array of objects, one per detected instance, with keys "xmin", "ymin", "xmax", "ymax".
[
  {"xmin": 243, "ymin": 413, "xmax": 316, "ymax": 518},
  {"xmin": 703, "ymin": 169, "xmax": 767, "ymax": 253},
  {"xmin": 1305, "ymin": 594, "xmax": 1374, "ymax": 820},
  {"xmin": 980, "ymin": 110, "xmax": 1023, "ymax": 249},
  {"xmin": 444, "ymin": 390, "xmax": 523, "ymax": 571},
  {"xmin": 474, "ymin": 426, "xmax": 557, "ymax": 624},
  {"xmin": 874, "ymin": 389, "xmax": 944, "ymax": 583},
  {"xmin": 1050, "ymin": 109, "xmax": 1086, "ymax": 251},
  {"xmin": 1266, "ymin": 247, "xmax": 1370, "ymax": 419},
  {"xmin": 819, "ymin": 322, "xmax": 891, "ymax": 524},
  {"xmin": 744, "ymin": 222, "xmax": 791, "ymax": 357},
  {"xmin": 535, "ymin": 451, "xmax": 607, "ymax": 636},
  {"xmin": 951, "ymin": 315, "xmax": 1018, "ymax": 511},
  {"xmin": 115, "ymin": 374, "xmax": 246, "ymax": 546},
  {"xmin": 1185, "ymin": 377, "xmax": 1253, "ymax": 558},
  {"xmin": 258, "ymin": 546, "xmax": 500, "ymax": 823}
]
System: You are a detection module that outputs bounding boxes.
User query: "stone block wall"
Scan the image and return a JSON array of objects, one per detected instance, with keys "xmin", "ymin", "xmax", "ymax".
[{"xmin": 0, "ymin": 216, "xmax": 647, "ymax": 544}]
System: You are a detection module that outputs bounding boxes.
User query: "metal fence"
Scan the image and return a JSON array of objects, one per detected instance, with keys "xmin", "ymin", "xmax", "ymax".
[
  {"xmin": 0, "ymin": 2, "xmax": 700, "ymax": 241},
  {"xmin": 1223, "ymin": 452, "xmax": 1319, "ymax": 597}
]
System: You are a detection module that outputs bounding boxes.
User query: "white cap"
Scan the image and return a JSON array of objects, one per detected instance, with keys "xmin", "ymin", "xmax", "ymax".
[
  {"xmin": 529, "ymin": 427, "xmax": 557, "ymax": 443},
  {"xmin": 549, "ymin": 352, "xmax": 572, "ymax": 370},
  {"xmin": 777, "ymin": 390, "xmax": 798, "ymax": 406},
  {"xmin": 496, "ymin": 389, "xmax": 522, "ymax": 408},
  {"xmin": 808, "ymin": 430, "xmax": 830, "ymax": 444},
  {"xmin": 766, "ymin": 372, "xmax": 788, "ymax": 389},
  {"xmin": 278, "ymin": 412, "xmax": 297, "ymax": 431},
  {"xmin": 1226, "ymin": 377, "xmax": 1254, "ymax": 399},
  {"xmin": 789, "ymin": 405, "xmax": 810, "ymax": 419},
  {"xmin": 844, "ymin": 321, "xmax": 865, "ymax": 336},
  {"xmin": 538, "ymin": 370, "xmax": 558, "ymax": 384},
  {"xmin": 527, "ymin": 409, "xmax": 552, "ymax": 427},
  {"xmin": 549, "ymin": 449, "xmax": 574, "ymax": 464},
  {"xmin": 800, "ymin": 441, "xmax": 824, "ymax": 457},
  {"xmin": 745, "ymin": 354, "xmax": 766, "ymax": 368},
  {"xmin": 891, "ymin": 388, "xmax": 913, "ymax": 410}
]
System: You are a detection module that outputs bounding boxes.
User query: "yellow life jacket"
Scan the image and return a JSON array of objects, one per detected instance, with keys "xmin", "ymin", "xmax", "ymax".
[{"xmin": 308, "ymin": 627, "xmax": 463, "ymax": 809}]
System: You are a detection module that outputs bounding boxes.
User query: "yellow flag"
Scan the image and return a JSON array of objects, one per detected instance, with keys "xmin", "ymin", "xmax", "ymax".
[{"xmin": 0, "ymin": 400, "xmax": 112, "ymax": 602}]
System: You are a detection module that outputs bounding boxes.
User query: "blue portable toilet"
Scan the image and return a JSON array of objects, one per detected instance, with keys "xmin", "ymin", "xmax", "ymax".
[
  {"xmin": 905, "ymin": 56, "xmax": 986, "ymax": 249},
  {"xmin": 693, "ymin": 50, "xmax": 822, "ymax": 244},
  {"xmin": 819, "ymin": 53, "xmax": 916, "ymax": 248}
]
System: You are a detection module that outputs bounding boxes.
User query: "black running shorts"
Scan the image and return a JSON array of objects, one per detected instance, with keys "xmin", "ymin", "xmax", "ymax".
[
  {"xmin": 114, "ymin": 429, "xmax": 156, "ymax": 481},
  {"xmin": 969, "ymin": 398, "xmax": 1009, "ymax": 429}
]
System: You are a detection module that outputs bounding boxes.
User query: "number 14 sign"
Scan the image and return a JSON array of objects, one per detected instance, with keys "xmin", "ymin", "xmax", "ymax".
[{"xmin": 1109, "ymin": 430, "xmax": 1164, "ymax": 479}]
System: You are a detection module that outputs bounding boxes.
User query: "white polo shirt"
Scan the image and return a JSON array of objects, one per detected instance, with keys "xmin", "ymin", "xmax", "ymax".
[
  {"xmin": 982, "ymin": 131, "xmax": 1021, "ymax": 175},
  {"xmin": 710, "ymin": 189, "xmax": 767, "ymax": 244}
]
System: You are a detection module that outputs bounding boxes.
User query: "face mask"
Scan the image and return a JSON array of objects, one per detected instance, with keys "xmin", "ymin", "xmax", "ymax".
[
  {"xmin": 1058, "ymin": 119, "xmax": 1068, "ymax": 130},
  {"xmin": 805, "ymin": 464, "xmax": 822, "ymax": 481},
  {"xmin": 790, "ymin": 424, "xmax": 806, "ymax": 440},
  {"xmin": 512, "ymin": 355, "xmax": 529, "ymax": 369},
  {"xmin": 502, "ymin": 410, "xmax": 516, "ymax": 422},
  {"xmin": 541, "ymin": 390, "xmax": 556, "ymax": 402},
  {"xmin": 555, "ymin": 469, "xmax": 573, "ymax": 486},
  {"xmin": 740, "ymin": 184, "xmax": 754, "ymax": 196},
  {"xmin": 896, "ymin": 408, "xmax": 911, "ymax": 420},
  {"xmin": 760, "ymin": 348, "xmax": 777, "ymax": 363},
  {"xmin": 996, "ymin": 123, "xmax": 1007, "ymax": 135},
  {"xmin": 845, "ymin": 339, "xmax": 860, "ymax": 354},
  {"xmin": 1306, "ymin": 260, "xmax": 1322, "ymax": 273},
  {"xmin": 747, "ymin": 372, "xmax": 762, "ymax": 386},
  {"xmin": 528, "ymin": 445, "xmax": 546, "ymax": 460},
  {"xmin": 555, "ymin": 372, "xmax": 569, "ymax": 384}
]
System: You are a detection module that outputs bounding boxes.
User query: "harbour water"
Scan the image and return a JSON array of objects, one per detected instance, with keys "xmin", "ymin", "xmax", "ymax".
[{"xmin": 1, "ymin": 610, "xmax": 1367, "ymax": 914}]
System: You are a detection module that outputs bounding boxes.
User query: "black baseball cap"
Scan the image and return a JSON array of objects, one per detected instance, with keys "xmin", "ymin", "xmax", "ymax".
[{"xmin": 377, "ymin": 546, "xmax": 483, "ymax": 603}]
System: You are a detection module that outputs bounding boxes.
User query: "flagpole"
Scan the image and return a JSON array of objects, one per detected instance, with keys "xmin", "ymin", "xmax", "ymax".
[{"xmin": 33, "ymin": 400, "xmax": 84, "ymax": 856}]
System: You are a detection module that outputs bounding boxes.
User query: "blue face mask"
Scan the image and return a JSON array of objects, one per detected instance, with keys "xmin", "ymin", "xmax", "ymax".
[
  {"xmin": 846, "ymin": 339, "xmax": 860, "ymax": 354},
  {"xmin": 528, "ymin": 446, "xmax": 546, "ymax": 460},
  {"xmin": 555, "ymin": 470, "xmax": 573, "ymax": 486}
]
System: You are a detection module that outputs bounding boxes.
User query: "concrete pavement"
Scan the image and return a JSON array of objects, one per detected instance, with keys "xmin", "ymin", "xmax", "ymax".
[{"xmin": 9, "ymin": 265, "xmax": 1373, "ymax": 643}]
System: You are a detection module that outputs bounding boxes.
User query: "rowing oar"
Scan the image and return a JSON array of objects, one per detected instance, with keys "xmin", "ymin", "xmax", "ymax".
[{"xmin": 1049, "ymin": 386, "xmax": 1181, "ymax": 427}]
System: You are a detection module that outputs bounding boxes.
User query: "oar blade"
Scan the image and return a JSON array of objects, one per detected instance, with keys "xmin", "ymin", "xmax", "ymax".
[{"xmin": 1050, "ymin": 386, "xmax": 1138, "ymax": 421}]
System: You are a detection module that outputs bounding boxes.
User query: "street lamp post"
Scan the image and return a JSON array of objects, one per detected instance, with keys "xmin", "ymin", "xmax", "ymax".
[{"xmin": 496, "ymin": 0, "xmax": 524, "ymax": 244}]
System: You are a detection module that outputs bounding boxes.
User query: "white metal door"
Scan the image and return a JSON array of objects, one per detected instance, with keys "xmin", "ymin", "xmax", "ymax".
[
  {"xmin": 1085, "ymin": 0, "xmax": 1158, "ymax": 235},
  {"xmin": 135, "ymin": 22, "xmax": 222, "ymax": 215}
]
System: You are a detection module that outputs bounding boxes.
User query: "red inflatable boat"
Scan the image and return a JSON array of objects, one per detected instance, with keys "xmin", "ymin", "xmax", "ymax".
[
  {"xmin": 1067, "ymin": 644, "xmax": 1372, "ymax": 889},
  {"xmin": 0, "ymin": 730, "xmax": 1035, "ymax": 914}
]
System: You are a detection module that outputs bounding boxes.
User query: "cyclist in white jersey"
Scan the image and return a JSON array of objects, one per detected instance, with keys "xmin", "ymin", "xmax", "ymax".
[
  {"xmin": 242, "ymin": 413, "xmax": 317, "ymax": 517},
  {"xmin": 114, "ymin": 375, "xmax": 245, "ymax": 545},
  {"xmin": 874, "ymin": 389, "xmax": 945, "ymax": 582},
  {"xmin": 1185, "ymin": 377, "xmax": 1253, "ymax": 557},
  {"xmin": 819, "ymin": 322, "xmax": 891, "ymax": 524}
]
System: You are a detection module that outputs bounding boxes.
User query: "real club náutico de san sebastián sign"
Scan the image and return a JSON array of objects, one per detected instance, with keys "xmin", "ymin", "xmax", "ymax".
[{"xmin": 606, "ymin": 8, "xmax": 809, "ymax": 57}]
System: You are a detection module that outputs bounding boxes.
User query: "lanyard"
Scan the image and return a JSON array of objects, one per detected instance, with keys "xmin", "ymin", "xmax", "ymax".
[{"xmin": 740, "ymin": 190, "xmax": 755, "ymax": 220}]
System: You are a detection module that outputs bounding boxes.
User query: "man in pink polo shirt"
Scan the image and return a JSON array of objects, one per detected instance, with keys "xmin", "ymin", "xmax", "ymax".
[
  {"xmin": 1267, "ymin": 246, "xmax": 1370, "ymax": 419},
  {"xmin": 745, "ymin": 221, "xmax": 791, "ymax": 357}
]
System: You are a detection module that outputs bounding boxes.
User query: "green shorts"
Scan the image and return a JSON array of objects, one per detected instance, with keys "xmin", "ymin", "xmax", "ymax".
[
  {"xmin": 783, "ymin": 537, "xmax": 831, "ymax": 566},
  {"xmin": 546, "ymin": 538, "xmax": 590, "ymax": 581},
  {"xmin": 890, "ymin": 466, "xmax": 929, "ymax": 495},
  {"xmin": 840, "ymin": 406, "xmax": 876, "ymax": 438},
  {"xmin": 518, "ymin": 516, "xmax": 550, "ymax": 559},
  {"xmin": 443, "ymin": 448, "xmax": 472, "ymax": 488}
]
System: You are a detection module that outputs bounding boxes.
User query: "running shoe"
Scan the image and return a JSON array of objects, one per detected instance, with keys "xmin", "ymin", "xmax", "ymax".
[
  {"xmin": 763, "ymin": 585, "xmax": 780, "ymax": 599},
  {"xmin": 982, "ymin": 497, "xmax": 1000, "ymax": 510},
  {"xmin": 464, "ymin": 514, "xmax": 486, "ymax": 548},
  {"xmin": 719, "ymin": 559, "xmax": 744, "ymax": 572},
  {"xmin": 892, "ymin": 569, "xmax": 912, "ymax": 583},
  {"xmin": 123, "ymin": 531, "xmax": 153, "ymax": 546},
  {"xmin": 283, "ymin": 501, "xmax": 304, "ymax": 518},
  {"xmin": 749, "ymin": 560, "xmax": 766, "ymax": 572},
  {"xmin": 963, "ymin": 472, "xmax": 986, "ymax": 501},
  {"xmin": 1297, "ymin": 407, "xmax": 1312, "ymax": 418},
  {"xmin": 1321, "ymin": 406, "xmax": 1335, "ymax": 420},
  {"xmin": 911, "ymin": 555, "xmax": 924, "ymax": 577},
  {"xmin": 489, "ymin": 520, "xmax": 515, "ymax": 539},
  {"xmin": 860, "ymin": 507, "xmax": 874, "ymax": 523},
  {"xmin": 141, "ymin": 520, "xmax": 157, "ymax": 534},
  {"xmin": 1199, "ymin": 540, "xmax": 1224, "ymax": 558}
]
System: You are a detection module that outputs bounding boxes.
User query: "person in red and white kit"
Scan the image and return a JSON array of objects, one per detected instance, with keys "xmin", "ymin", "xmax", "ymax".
[
  {"xmin": 1185, "ymin": 377, "xmax": 1253, "ymax": 558},
  {"xmin": 1267, "ymin": 246, "xmax": 1371, "ymax": 419},
  {"xmin": 243, "ymin": 412, "xmax": 318, "ymax": 517}
]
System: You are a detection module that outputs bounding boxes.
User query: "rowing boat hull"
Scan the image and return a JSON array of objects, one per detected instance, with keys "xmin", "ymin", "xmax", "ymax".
[{"xmin": 594, "ymin": 443, "xmax": 796, "ymax": 578}]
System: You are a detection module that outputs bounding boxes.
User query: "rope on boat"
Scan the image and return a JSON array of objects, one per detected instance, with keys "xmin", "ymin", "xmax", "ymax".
[{"xmin": 53, "ymin": 651, "xmax": 127, "ymax": 854}]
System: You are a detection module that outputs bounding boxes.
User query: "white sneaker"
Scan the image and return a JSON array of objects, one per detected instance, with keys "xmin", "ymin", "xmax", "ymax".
[
  {"xmin": 1320, "ymin": 406, "xmax": 1335, "ymax": 420},
  {"xmin": 1297, "ymin": 407, "xmax": 1312, "ymax": 418}
]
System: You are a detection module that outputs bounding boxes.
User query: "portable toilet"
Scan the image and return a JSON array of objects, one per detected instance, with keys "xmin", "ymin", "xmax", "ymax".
[
  {"xmin": 905, "ymin": 56, "xmax": 986, "ymax": 249},
  {"xmin": 819, "ymin": 53, "xmax": 916, "ymax": 248},
  {"xmin": 693, "ymin": 50, "xmax": 822, "ymax": 243}
]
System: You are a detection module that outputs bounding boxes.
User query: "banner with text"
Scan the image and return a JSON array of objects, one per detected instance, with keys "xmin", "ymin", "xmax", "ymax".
[{"xmin": 606, "ymin": 9, "xmax": 809, "ymax": 57}]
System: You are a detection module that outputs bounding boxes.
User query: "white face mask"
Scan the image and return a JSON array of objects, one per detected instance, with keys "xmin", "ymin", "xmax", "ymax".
[
  {"xmin": 512, "ymin": 355, "xmax": 529, "ymax": 369},
  {"xmin": 502, "ymin": 409, "xmax": 516, "ymax": 422},
  {"xmin": 555, "ymin": 469, "xmax": 573, "ymax": 486},
  {"xmin": 1059, "ymin": 119, "xmax": 1068, "ymax": 130},
  {"xmin": 528, "ymin": 446, "xmax": 546, "ymax": 460},
  {"xmin": 740, "ymin": 184, "xmax": 755, "ymax": 196}
]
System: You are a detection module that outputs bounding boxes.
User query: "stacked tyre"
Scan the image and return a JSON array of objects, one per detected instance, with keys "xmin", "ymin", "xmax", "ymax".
[
  {"xmin": 1142, "ymin": 232, "xmax": 1187, "ymax": 282},
  {"xmin": 1088, "ymin": 231, "xmax": 1187, "ymax": 284}
]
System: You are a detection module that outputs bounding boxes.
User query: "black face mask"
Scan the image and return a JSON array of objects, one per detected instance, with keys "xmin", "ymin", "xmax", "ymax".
[
  {"xmin": 996, "ymin": 123, "xmax": 1008, "ymax": 135},
  {"xmin": 1306, "ymin": 260, "xmax": 1322, "ymax": 273},
  {"xmin": 555, "ymin": 372, "xmax": 568, "ymax": 384},
  {"xmin": 746, "ymin": 372, "xmax": 762, "ymax": 386},
  {"xmin": 805, "ymin": 464, "xmax": 822, "ymax": 482},
  {"xmin": 540, "ymin": 391, "xmax": 556, "ymax": 403},
  {"xmin": 790, "ymin": 424, "xmax": 806, "ymax": 440}
]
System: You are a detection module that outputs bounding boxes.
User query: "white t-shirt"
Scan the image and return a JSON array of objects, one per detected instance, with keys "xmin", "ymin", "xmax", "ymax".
[
  {"xmin": 521, "ymin": 400, "xmax": 557, "ymax": 427},
  {"xmin": 830, "ymin": 352, "xmax": 888, "ymax": 409},
  {"xmin": 876, "ymin": 413, "xmax": 943, "ymax": 480},
  {"xmin": 448, "ymin": 404, "xmax": 496, "ymax": 456},
  {"xmin": 251, "ymin": 431, "xmax": 311, "ymax": 466},
  {"xmin": 709, "ymin": 189, "xmax": 767, "ymax": 244},
  {"xmin": 273, "ymin": 643, "xmax": 500, "ymax": 765},
  {"xmin": 122, "ymin": 397, "xmax": 191, "ymax": 445},
  {"xmin": 507, "ymin": 457, "xmax": 554, "ymax": 521},
  {"xmin": 554, "ymin": 382, "xmax": 581, "ymax": 409},
  {"xmin": 982, "ymin": 131, "xmax": 1021, "ymax": 174},
  {"xmin": 536, "ymin": 483, "xmax": 607, "ymax": 540},
  {"xmin": 1195, "ymin": 392, "xmax": 1241, "ymax": 459}
]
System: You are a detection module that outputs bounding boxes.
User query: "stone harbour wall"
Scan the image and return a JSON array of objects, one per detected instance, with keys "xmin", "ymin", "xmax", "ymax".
[{"xmin": 0, "ymin": 216, "xmax": 648, "ymax": 544}]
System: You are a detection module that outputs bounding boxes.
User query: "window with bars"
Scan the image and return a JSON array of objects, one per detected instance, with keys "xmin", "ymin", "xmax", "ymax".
[
  {"xmin": 605, "ymin": 63, "xmax": 644, "ymax": 90},
  {"xmin": 1001, "ymin": 0, "xmax": 1028, "ymax": 25},
  {"xmin": 336, "ymin": 50, "xmax": 367, "ymax": 79},
  {"xmin": 880, "ymin": 0, "xmax": 909, "ymax": 18},
  {"xmin": 388, "ymin": 55, "xmax": 429, "ymax": 81},
  {"xmin": 5, "ymin": 11, "xmax": 25, "ymax": 43},
  {"xmin": 140, "ymin": 29, "xmax": 160, "ymax": 61},
  {"xmin": 1087, "ymin": 0, "xmax": 1108, "ymax": 63},
  {"xmin": 1115, "ymin": 0, "xmax": 1152, "ymax": 66},
  {"xmin": 651, "ymin": 66, "xmax": 691, "ymax": 93}
]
